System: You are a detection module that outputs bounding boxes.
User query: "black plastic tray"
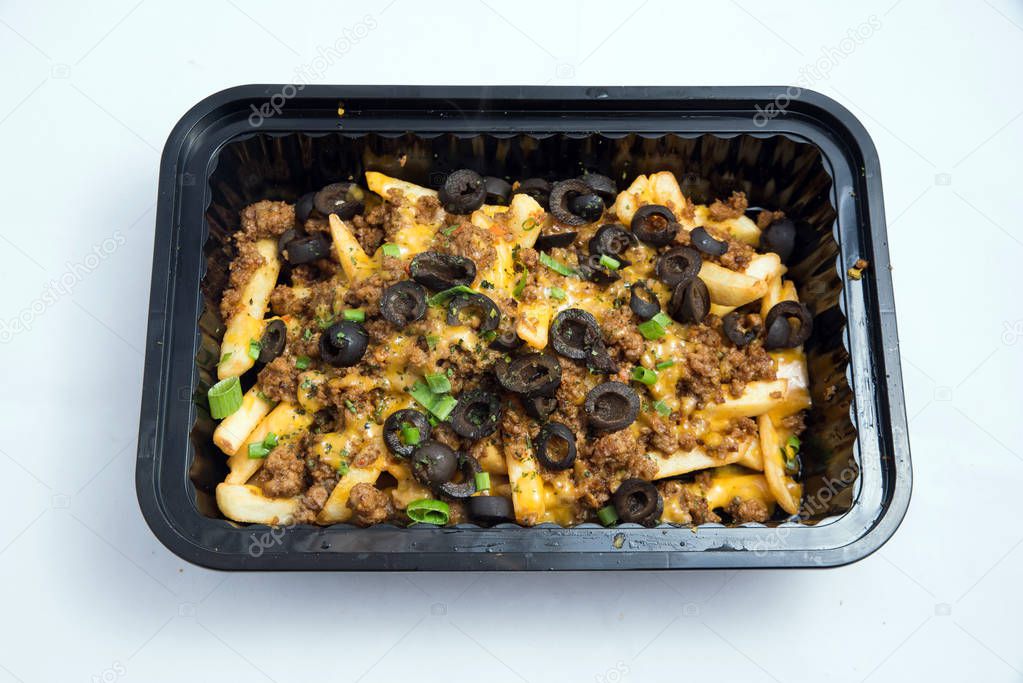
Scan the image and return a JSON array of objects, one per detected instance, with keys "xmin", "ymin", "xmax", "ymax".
[{"xmin": 136, "ymin": 85, "xmax": 911, "ymax": 570}]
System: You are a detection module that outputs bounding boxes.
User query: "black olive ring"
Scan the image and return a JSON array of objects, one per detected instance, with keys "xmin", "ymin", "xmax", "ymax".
[
  {"xmin": 655, "ymin": 246, "xmax": 702, "ymax": 288},
  {"xmin": 438, "ymin": 453, "xmax": 483, "ymax": 499},
  {"xmin": 612, "ymin": 478, "xmax": 663, "ymax": 525},
  {"xmin": 629, "ymin": 281, "xmax": 661, "ymax": 321},
  {"xmin": 584, "ymin": 382, "xmax": 640, "ymax": 433},
  {"xmin": 446, "ymin": 292, "xmax": 501, "ymax": 333},
  {"xmin": 383, "ymin": 409, "xmax": 432, "ymax": 458},
  {"xmin": 319, "ymin": 320, "xmax": 369, "ymax": 367},
  {"xmin": 448, "ymin": 389, "xmax": 503, "ymax": 440},
  {"xmin": 380, "ymin": 280, "xmax": 428, "ymax": 328},
  {"xmin": 630, "ymin": 204, "xmax": 679, "ymax": 246},
  {"xmin": 495, "ymin": 353, "xmax": 562, "ymax": 398},
  {"xmin": 763, "ymin": 301, "xmax": 813, "ymax": 349},
  {"xmin": 534, "ymin": 422, "xmax": 577, "ymax": 470},
  {"xmin": 258, "ymin": 319, "xmax": 287, "ymax": 364},
  {"xmin": 722, "ymin": 311, "xmax": 759, "ymax": 348}
]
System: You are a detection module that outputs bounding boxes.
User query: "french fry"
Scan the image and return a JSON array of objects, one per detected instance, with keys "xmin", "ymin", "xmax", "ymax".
[
  {"xmin": 213, "ymin": 387, "xmax": 275, "ymax": 455},
  {"xmin": 225, "ymin": 402, "xmax": 313, "ymax": 485},
  {"xmin": 698, "ymin": 379, "xmax": 790, "ymax": 420},
  {"xmin": 505, "ymin": 192, "xmax": 545, "ymax": 248},
  {"xmin": 365, "ymin": 171, "xmax": 437, "ymax": 203},
  {"xmin": 215, "ymin": 483, "xmax": 298, "ymax": 525},
  {"xmin": 328, "ymin": 214, "xmax": 374, "ymax": 283},
  {"xmin": 758, "ymin": 414, "xmax": 801, "ymax": 515},
  {"xmin": 516, "ymin": 301, "xmax": 552, "ymax": 350},
  {"xmin": 698, "ymin": 261, "xmax": 768, "ymax": 307},
  {"xmin": 507, "ymin": 450, "xmax": 545, "ymax": 525},
  {"xmin": 316, "ymin": 466, "xmax": 382, "ymax": 524},
  {"xmin": 218, "ymin": 238, "xmax": 280, "ymax": 379},
  {"xmin": 653, "ymin": 440, "xmax": 748, "ymax": 479}
]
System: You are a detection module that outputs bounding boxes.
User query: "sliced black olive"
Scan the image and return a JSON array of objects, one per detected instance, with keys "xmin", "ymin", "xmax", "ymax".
[
  {"xmin": 549, "ymin": 309, "xmax": 601, "ymax": 361},
  {"xmin": 722, "ymin": 311, "xmax": 759, "ymax": 348},
  {"xmin": 468, "ymin": 495, "xmax": 515, "ymax": 524},
  {"xmin": 277, "ymin": 227, "xmax": 303, "ymax": 256},
  {"xmin": 257, "ymin": 319, "xmax": 287, "ymax": 364},
  {"xmin": 409, "ymin": 251, "xmax": 477, "ymax": 291},
  {"xmin": 411, "ymin": 441, "xmax": 459, "ymax": 488},
  {"xmin": 380, "ymin": 281, "xmax": 427, "ymax": 328},
  {"xmin": 534, "ymin": 231, "xmax": 578, "ymax": 251},
  {"xmin": 580, "ymin": 173, "xmax": 617, "ymax": 204},
  {"xmin": 584, "ymin": 382, "xmax": 640, "ymax": 433},
  {"xmin": 489, "ymin": 329, "xmax": 523, "ymax": 352},
  {"xmin": 667, "ymin": 277, "xmax": 710, "ymax": 324},
  {"xmin": 629, "ymin": 281, "xmax": 660, "ymax": 321},
  {"xmin": 655, "ymin": 246, "xmax": 702, "ymax": 288},
  {"xmin": 763, "ymin": 301, "xmax": 813, "ymax": 349},
  {"xmin": 548, "ymin": 179, "xmax": 592, "ymax": 226},
  {"xmin": 514, "ymin": 178, "xmax": 551, "ymax": 210},
  {"xmin": 523, "ymin": 395, "xmax": 558, "ymax": 421},
  {"xmin": 631, "ymin": 204, "xmax": 679, "ymax": 246},
  {"xmin": 588, "ymin": 223, "xmax": 637, "ymax": 261},
  {"xmin": 760, "ymin": 218, "xmax": 796, "ymax": 263},
  {"xmin": 690, "ymin": 227, "xmax": 728, "ymax": 256},
  {"xmin": 495, "ymin": 353, "xmax": 562, "ymax": 397},
  {"xmin": 449, "ymin": 389, "xmax": 502, "ymax": 440},
  {"xmin": 483, "ymin": 176, "xmax": 512, "ymax": 205},
  {"xmin": 576, "ymin": 252, "xmax": 620, "ymax": 286},
  {"xmin": 612, "ymin": 478, "xmax": 662, "ymax": 524},
  {"xmin": 314, "ymin": 182, "xmax": 365, "ymax": 220},
  {"xmin": 534, "ymin": 422, "xmax": 577, "ymax": 470},
  {"xmin": 319, "ymin": 320, "xmax": 368, "ymax": 367},
  {"xmin": 568, "ymin": 193, "xmax": 605, "ymax": 223},
  {"xmin": 383, "ymin": 409, "xmax": 432, "ymax": 458},
  {"xmin": 295, "ymin": 192, "xmax": 316, "ymax": 224},
  {"xmin": 446, "ymin": 292, "xmax": 501, "ymax": 333},
  {"xmin": 283, "ymin": 232, "xmax": 331, "ymax": 265},
  {"xmin": 438, "ymin": 453, "xmax": 482, "ymax": 499},
  {"xmin": 764, "ymin": 315, "xmax": 792, "ymax": 350},
  {"xmin": 439, "ymin": 169, "xmax": 486, "ymax": 214}
]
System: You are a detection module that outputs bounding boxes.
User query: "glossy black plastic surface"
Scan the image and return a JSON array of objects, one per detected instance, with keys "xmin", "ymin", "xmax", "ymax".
[{"xmin": 137, "ymin": 86, "xmax": 911, "ymax": 570}]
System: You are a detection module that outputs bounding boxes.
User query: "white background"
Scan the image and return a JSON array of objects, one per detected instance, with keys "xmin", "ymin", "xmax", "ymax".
[{"xmin": 0, "ymin": 1, "xmax": 1020, "ymax": 681}]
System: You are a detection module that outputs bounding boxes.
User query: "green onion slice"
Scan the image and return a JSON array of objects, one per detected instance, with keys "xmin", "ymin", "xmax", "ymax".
[
  {"xmin": 598, "ymin": 254, "xmax": 621, "ymax": 271},
  {"xmin": 512, "ymin": 273, "xmax": 528, "ymax": 298},
  {"xmin": 539, "ymin": 251, "xmax": 576, "ymax": 277},
  {"xmin": 475, "ymin": 471, "xmax": 491, "ymax": 492},
  {"xmin": 207, "ymin": 376, "xmax": 243, "ymax": 419},
  {"xmin": 427, "ymin": 285, "xmax": 476, "ymax": 307},
  {"xmin": 597, "ymin": 505, "xmax": 619, "ymax": 526},
  {"xmin": 247, "ymin": 339, "xmax": 261, "ymax": 360},
  {"xmin": 381, "ymin": 243, "xmax": 400, "ymax": 257},
  {"xmin": 406, "ymin": 498, "xmax": 450, "ymax": 525},
  {"xmin": 401, "ymin": 425, "xmax": 421, "ymax": 446},
  {"xmin": 637, "ymin": 319, "xmax": 666, "ymax": 340},
  {"xmin": 631, "ymin": 366, "xmax": 658, "ymax": 385},
  {"xmin": 655, "ymin": 360, "xmax": 675, "ymax": 370},
  {"xmin": 425, "ymin": 334, "xmax": 440, "ymax": 350},
  {"xmin": 431, "ymin": 395, "xmax": 458, "ymax": 421},
  {"xmin": 262, "ymin": 432, "xmax": 278, "ymax": 449},
  {"xmin": 651, "ymin": 311, "xmax": 673, "ymax": 328},
  {"xmin": 247, "ymin": 442, "xmax": 270, "ymax": 459},
  {"xmin": 652, "ymin": 400, "xmax": 672, "ymax": 417},
  {"xmin": 295, "ymin": 355, "xmax": 311, "ymax": 370},
  {"xmin": 547, "ymin": 286, "xmax": 567, "ymax": 301},
  {"xmin": 426, "ymin": 372, "xmax": 451, "ymax": 394},
  {"xmin": 342, "ymin": 309, "xmax": 365, "ymax": 322}
]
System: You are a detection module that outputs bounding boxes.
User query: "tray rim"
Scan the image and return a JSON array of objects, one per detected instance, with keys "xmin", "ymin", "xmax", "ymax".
[{"xmin": 137, "ymin": 85, "xmax": 911, "ymax": 571}]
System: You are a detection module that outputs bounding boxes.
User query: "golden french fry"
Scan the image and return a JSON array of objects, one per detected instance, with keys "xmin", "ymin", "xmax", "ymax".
[
  {"xmin": 328, "ymin": 214, "xmax": 374, "ymax": 283},
  {"xmin": 225, "ymin": 402, "xmax": 313, "ymax": 485},
  {"xmin": 507, "ymin": 451, "xmax": 545, "ymax": 525},
  {"xmin": 758, "ymin": 414, "xmax": 801, "ymax": 515},
  {"xmin": 213, "ymin": 387, "xmax": 275, "ymax": 455},
  {"xmin": 218, "ymin": 239, "xmax": 280, "ymax": 379},
  {"xmin": 698, "ymin": 261, "xmax": 768, "ymax": 307},
  {"xmin": 216, "ymin": 483, "xmax": 298, "ymax": 524},
  {"xmin": 365, "ymin": 171, "xmax": 437, "ymax": 203},
  {"xmin": 698, "ymin": 379, "xmax": 790, "ymax": 420}
]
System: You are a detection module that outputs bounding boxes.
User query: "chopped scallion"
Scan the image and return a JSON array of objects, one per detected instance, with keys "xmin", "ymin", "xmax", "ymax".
[
  {"xmin": 207, "ymin": 376, "xmax": 243, "ymax": 419},
  {"xmin": 342, "ymin": 308, "xmax": 365, "ymax": 322},
  {"xmin": 431, "ymin": 394, "xmax": 458, "ymax": 421},
  {"xmin": 295, "ymin": 355, "xmax": 311, "ymax": 370},
  {"xmin": 426, "ymin": 372, "xmax": 451, "ymax": 394},
  {"xmin": 247, "ymin": 442, "xmax": 270, "ymax": 459},
  {"xmin": 597, "ymin": 505, "xmax": 619, "ymax": 526},
  {"xmin": 247, "ymin": 339, "xmax": 261, "ymax": 360},
  {"xmin": 651, "ymin": 311, "xmax": 673, "ymax": 328},
  {"xmin": 427, "ymin": 285, "xmax": 476, "ymax": 307},
  {"xmin": 337, "ymin": 460, "xmax": 350, "ymax": 476},
  {"xmin": 262, "ymin": 432, "xmax": 278, "ymax": 449},
  {"xmin": 474, "ymin": 471, "xmax": 491, "ymax": 492},
  {"xmin": 401, "ymin": 425, "xmax": 421, "ymax": 446},
  {"xmin": 652, "ymin": 400, "xmax": 672, "ymax": 417},
  {"xmin": 441, "ymin": 224, "xmax": 459, "ymax": 236},
  {"xmin": 539, "ymin": 251, "xmax": 576, "ymax": 277},
  {"xmin": 381, "ymin": 243, "xmax": 400, "ymax": 257},
  {"xmin": 631, "ymin": 366, "xmax": 658, "ymax": 385},
  {"xmin": 406, "ymin": 498, "xmax": 450, "ymax": 525},
  {"xmin": 547, "ymin": 286, "xmax": 567, "ymax": 301},
  {"xmin": 512, "ymin": 273, "xmax": 528, "ymax": 298},
  {"xmin": 637, "ymin": 319, "xmax": 666, "ymax": 340},
  {"xmin": 425, "ymin": 334, "xmax": 440, "ymax": 350},
  {"xmin": 598, "ymin": 254, "xmax": 621, "ymax": 270},
  {"xmin": 655, "ymin": 360, "xmax": 676, "ymax": 370}
]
